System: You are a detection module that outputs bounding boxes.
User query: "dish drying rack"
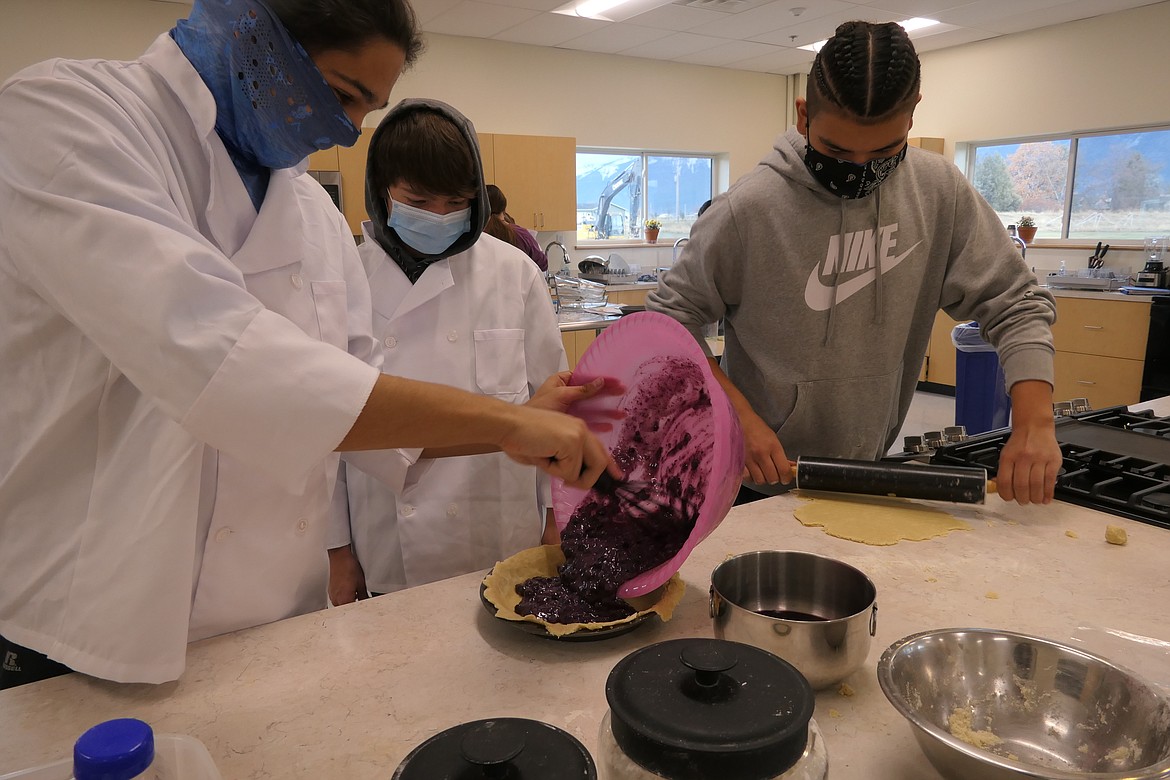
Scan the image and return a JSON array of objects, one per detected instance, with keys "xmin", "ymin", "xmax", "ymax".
[
  {"xmin": 1045, "ymin": 268, "xmax": 1127, "ymax": 291},
  {"xmin": 548, "ymin": 273, "xmax": 608, "ymax": 312}
]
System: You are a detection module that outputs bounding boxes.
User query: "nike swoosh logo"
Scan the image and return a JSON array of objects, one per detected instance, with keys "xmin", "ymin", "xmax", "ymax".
[{"xmin": 804, "ymin": 240, "xmax": 922, "ymax": 311}]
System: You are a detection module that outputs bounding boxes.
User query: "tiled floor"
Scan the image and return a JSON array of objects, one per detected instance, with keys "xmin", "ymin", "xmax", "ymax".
[{"xmin": 890, "ymin": 390, "xmax": 956, "ymax": 454}]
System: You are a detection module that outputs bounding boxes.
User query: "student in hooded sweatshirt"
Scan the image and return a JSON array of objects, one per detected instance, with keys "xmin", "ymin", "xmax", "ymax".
[
  {"xmin": 327, "ymin": 100, "xmax": 567, "ymax": 603},
  {"xmin": 647, "ymin": 20, "xmax": 1062, "ymax": 507}
]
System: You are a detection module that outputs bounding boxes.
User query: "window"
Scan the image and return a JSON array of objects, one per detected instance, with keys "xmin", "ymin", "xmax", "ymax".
[
  {"xmin": 576, "ymin": 150, "xmax": 714, "ymax": 243},
  {"xmin": 968, "ymin": 125, "xmax": 1170, "ymax": 241}
]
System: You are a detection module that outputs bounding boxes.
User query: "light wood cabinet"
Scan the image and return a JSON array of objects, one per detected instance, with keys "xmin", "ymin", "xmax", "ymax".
[
  {"xmin": 480, "ymin": 133, "xmax": 576, "ymax": 232},
  {"xmin": 477, "ymin": 133, "xmax": 495, "ymax": 185},
  {"xmin": 607, "ymin": 289, "xmax": 651, "ymax": 306},
  {"xmin": 307, "ymin": 147, "xmax": 339, "ymax": 171},
  {"xmin": 561, "ymin": 329, "xmax": 599, "ymax": 369},
  {"xmin": 908, "ymin": 137, "xmax": 945, "ymax": 155},
  {"xmin": 336, "ymin": 130, "xmax": 373, "ymax": 236},
  {"xmin": 919, "ymin": 311, "xmax": 961, "ymax": 387},
  {"xmin": 1051, "ymin": 297, "xmax": 1150, "ymax": 408}
]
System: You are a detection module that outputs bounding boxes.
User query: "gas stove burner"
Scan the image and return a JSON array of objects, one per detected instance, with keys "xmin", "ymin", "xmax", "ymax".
[
  {"xmin": 927, "ymin": 404, "xmax": 1170, "ymax": 531},
  {"xmin": 1140, "ymin": 492, "xmax": 1170, "ymax": 510}
]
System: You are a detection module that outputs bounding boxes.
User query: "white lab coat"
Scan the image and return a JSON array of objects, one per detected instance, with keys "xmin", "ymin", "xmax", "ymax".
[
  {"xmin": 334, "ymin": 224, "xmax": 567, "ymax": 593},
  {"xmin": 0, "ymin": 35, "xmax": 413, "ymax": 683}
]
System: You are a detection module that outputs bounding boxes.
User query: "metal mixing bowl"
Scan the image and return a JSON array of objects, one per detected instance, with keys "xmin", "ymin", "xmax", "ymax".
[
  {"xmin": 878, "ymin": 628, "xmax": 1170, "ymax": 779},
  {"xmin": 710, "ymin": 550, "xmax": 876, "ymax": 689}
]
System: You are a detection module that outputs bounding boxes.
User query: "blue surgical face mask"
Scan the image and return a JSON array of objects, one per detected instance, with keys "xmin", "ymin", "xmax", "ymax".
[{"xmin": 387, "ymin": 197, "xmax": 472, "ymax": 256}]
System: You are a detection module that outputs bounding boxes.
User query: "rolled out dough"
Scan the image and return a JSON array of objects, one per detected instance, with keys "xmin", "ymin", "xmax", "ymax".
[{"xmin": 794, "ymin": 493, "xmax": 972, "ymax": 545}]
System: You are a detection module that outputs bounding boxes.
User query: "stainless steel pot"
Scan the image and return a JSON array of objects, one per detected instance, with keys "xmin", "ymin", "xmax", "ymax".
[{"xmin": 710, "ymin": 550, "xmax": 877, "ymax": 690}]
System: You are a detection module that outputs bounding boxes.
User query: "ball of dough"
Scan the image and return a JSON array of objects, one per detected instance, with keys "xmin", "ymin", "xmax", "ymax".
[{"xmin": 1104, "ymin": 525, "xmax": 1128, "ymax": 546}]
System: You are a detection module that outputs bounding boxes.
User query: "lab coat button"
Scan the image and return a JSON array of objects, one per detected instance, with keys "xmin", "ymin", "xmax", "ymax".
[
  {"xmin": 296, "ymin": 518, "xmax": 308, "ymax": 533},
  {"xmin": 384, "ymin": 336, "xmax": 397, "ymax": 349},
  {"xmin": 402, "ymin": 504, "xmax": 415, "ymax": 516},
  {"xmin": 214, "ymin": 528, "xmax": 232, "ymax": 542},
  {"xmin": 446, "ymin": 503, "xmax": 458, "ymax": 517},
  {"xmin": 446, "ymin": 330, "xmax": 458, "ymax": 342},
  {"xmin": 290, "ymin": 273, "xmax": 304, "ymax": 290}
]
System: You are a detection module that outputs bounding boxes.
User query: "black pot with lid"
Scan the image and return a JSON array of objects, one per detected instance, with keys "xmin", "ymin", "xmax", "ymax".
[
  {"xmin": 392, "ymin": 717, "xmax": 597, "ymax": 779},
  {"xmin": 600, "ymin": 637, "xmax": 824, "ymax": 780}
]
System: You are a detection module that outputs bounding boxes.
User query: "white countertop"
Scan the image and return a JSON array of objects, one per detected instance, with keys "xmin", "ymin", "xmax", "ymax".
[
  {"xmin": 1046, "ymin": 286, "xmax": 1156, "ymax": 302},
  {"xmin": 3, "ymin": 492, "xmax": 1168, "ymax": 778}
]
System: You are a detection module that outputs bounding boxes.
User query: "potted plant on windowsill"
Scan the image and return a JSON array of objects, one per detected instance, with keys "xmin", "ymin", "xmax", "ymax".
[
  {"xmin": 1016, "ymin": 215, "xmax": 1038, "ymax": 244},
  {"xmin": 644, "ymin": 219, "xmax": 661, "ymax": 244}
]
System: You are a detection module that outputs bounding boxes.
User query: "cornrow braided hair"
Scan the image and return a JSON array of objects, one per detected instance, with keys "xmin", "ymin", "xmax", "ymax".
[{"xmin": 809, "ymin": 20, "xmax": 921, "ymax": 121}]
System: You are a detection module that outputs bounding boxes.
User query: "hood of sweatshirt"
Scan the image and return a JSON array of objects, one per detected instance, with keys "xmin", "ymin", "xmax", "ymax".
[{"xmin": 364, "ymin": 98, "xmax": 489, "ymax": 281}]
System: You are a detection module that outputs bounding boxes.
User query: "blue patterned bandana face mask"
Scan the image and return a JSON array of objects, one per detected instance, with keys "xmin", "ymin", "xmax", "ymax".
[
  {"xmin": 172, "ymin": 0, "xmax": 359, "ymax": 171},
  {"xmin": 803, "ymin": 121, "xmax": 907, "ymax": 200},
  {"xmin": 387, "ymin": 197, "xmax": 472, "ymax": 256}
]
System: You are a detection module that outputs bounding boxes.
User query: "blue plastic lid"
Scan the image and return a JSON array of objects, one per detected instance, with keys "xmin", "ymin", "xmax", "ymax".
[{"xmin": 73, "ymin": 718, "xmax": 155, "ymax": 780}]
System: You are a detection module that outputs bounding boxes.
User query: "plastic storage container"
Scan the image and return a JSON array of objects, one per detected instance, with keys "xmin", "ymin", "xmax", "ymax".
[
  {"xmin": 0, "ymin": 720, "xmax": 221, "ymax": 780},
  {"xmin": 951, "ymin": 322, "xmax": 1011, "ymax": 435},
  {"xmin": 599, "ymin": 638, "xmax": 828, "ymax": 779}
]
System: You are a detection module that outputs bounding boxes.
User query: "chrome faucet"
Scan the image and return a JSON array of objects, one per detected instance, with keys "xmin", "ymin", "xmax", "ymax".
[
  {"xmin": 673, "ymin": 237, "xmax": 688, "ymax": 263},
  {"xmin": 1006, "ymin": 225, "xmax": 1027, "ymax": 259},
  {"xmin": 544, "ymin": 240, "xmax": 571, "ymax": 277}
]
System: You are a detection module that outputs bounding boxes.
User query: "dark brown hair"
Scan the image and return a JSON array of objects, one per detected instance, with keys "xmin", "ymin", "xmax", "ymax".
[
  {"xmin": 807, "ymin": 21, "xmax": 920, "ymax": 123},
  {"xmin": 367, "ymin": 108, "xmax": 477, "ymax": 198},
  {"xmin": 483, "ymin": 184, "xmax": 517, "ymax": 245},
  {"xmin": 267, "ymin": 0, "xmax": 424, "ymax": 66}
]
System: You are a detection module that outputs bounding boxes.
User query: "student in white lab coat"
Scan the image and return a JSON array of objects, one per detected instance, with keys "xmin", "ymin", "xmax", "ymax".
[
  {"xmin": 0, "ymin": 0, "xmax": 612, "ymax": 689},
  {"xmin": 328, "ymin": 99, "xmax": 567, "ymax": 602}
]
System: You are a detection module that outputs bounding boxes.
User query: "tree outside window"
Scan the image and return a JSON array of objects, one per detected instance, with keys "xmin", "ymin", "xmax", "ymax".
[{"xmin": 971, "ymin": 127, "xmax": 1170, "ymax": 242}]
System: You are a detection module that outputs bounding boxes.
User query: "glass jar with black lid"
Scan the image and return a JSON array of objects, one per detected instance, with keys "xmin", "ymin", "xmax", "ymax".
[{"xmin": 392, "ymin": 717, "xmax": 597, "ymax": 779}]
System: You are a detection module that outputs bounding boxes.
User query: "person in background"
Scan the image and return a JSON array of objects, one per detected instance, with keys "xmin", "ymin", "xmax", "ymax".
[
  {"xmin": 647, "ymin": 20, "xmax": 1061, "ymax": 507},
  {"xmin": 484, "ymin": 184, "xmax": 548, "ymax": 272},
  {"xmin": 328, "ymin": 100, "xmax": 568, "ymax": 604},
  {"xmin": 0, "ymin": 0, "xmax": 612, "ymax": 689}
]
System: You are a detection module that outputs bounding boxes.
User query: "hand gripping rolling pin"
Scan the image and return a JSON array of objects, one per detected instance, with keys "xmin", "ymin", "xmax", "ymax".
[{"xmin": 791, "ymin": 457, "xmax": 997, "ymax": 504}]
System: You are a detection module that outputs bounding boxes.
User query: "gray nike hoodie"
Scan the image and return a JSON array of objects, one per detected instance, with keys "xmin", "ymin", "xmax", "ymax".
[{"xmin": 648, "ymin": 127, "xmax": 1056, "ymax": 480}]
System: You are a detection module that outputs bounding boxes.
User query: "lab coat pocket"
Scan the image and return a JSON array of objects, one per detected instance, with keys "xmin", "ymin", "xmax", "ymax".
[
  {"xmin": 474, "ymin": 329, "xmax": 527, "ymax": 399},
  {"xmin": 311, "ymin": 280, "xmax": 348, "ymax": 349}
]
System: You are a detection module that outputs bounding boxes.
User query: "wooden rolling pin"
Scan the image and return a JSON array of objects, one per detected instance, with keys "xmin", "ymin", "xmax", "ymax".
[{"xmin": 791, "ymin": 457, "xmax": 996, "ymax": 504}]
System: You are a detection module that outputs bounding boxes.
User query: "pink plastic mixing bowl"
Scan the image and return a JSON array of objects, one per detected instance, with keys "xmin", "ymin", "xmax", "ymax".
[{"xmin": 552, "ymin": 311, "xmax": 744, "ymax": 598}]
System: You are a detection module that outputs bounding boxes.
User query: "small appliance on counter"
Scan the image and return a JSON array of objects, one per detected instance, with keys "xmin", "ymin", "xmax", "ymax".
[{"xmin": 1135, "ymin": 236, "xmax": 1169, "ymax": 288}]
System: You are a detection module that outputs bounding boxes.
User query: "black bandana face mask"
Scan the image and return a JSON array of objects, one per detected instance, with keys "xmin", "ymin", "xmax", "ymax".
[{"xmin": 803, "ymin": 124, "xmax": 908, "ymax": 200}]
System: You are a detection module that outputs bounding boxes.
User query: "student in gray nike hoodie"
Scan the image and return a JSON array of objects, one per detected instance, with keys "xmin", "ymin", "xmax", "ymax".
[{"xmin": 647, "ymin": 20, "xmax": 1061, "ymax": 506}]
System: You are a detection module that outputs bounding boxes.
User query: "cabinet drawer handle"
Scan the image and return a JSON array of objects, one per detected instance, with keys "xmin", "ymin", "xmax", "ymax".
[
  {"xmin": 1076, "ymin": 380, "xmax": 1097, "ymax": 385},
  {"xmin": 1082, "ymin": 325, "xmax": 1104, "ymax": 330}
]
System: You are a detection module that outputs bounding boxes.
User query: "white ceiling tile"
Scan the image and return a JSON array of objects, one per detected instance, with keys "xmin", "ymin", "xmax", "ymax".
[
  {"xmin": 906, "ymin": 24, "xmax": 997, "ymax": 51},
  {"xmin": 411, "ymin": 0, "xmax": 467, "ymax": 24},
  {"xmin": 692, "ymin": 0, "xmax": 852, "ymax": 41},
  {"xmin": 747, "ymin": 6, "xmax": 901, "ymax": 45},
  {"xmin": 672, "ymin": 39, "xmax": 784, "ymax": 65},
  {"xmin": 727, "ymin": 45, "xmax": 819, "ymax": 73},
  {"xmin": 622, "ymin": 3, "xmax": 729, "ymax": 31},
  {"xmin": 860, "ymin": 0, "xmax": 980, "ymax": 16},
  {"xmin": 558, "ymin": 23, "xmax": 674, "ymax": 53},
  {"xmin": 619, "ymin": 30, "xmax": 729, "ymax": 57},
  {"xmin": 483, "ymin": 0, "xmax": 573, "ymax": 9},
  {"xmin": 424, "ymin": 1, "xmax": 541, "ymax": 36},
  {"xmin": 933, "ymin": 0, "xmax": 1074, "ymax": 31},
  {"xmin": 492, "ymin": 13, "xmax": 610, "ymax": 44}
]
